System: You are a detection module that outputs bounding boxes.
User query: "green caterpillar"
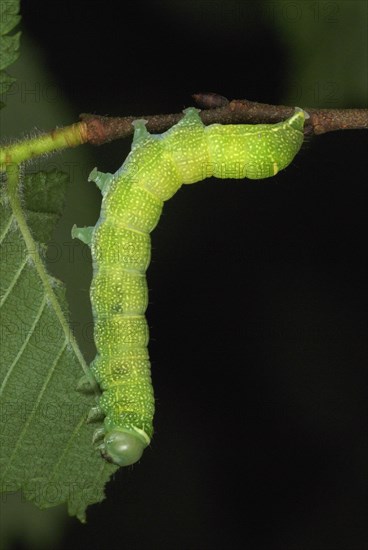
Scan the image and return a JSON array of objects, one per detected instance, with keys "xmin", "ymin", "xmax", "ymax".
[{"xmin": 72, "ymin": 107, "xmax": 306, "ymax": 466}]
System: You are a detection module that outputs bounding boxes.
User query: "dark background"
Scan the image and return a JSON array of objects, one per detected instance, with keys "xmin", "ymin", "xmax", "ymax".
[{"xmin": 4, "ymin": 1, "xmax": 368, "ymax": 549}]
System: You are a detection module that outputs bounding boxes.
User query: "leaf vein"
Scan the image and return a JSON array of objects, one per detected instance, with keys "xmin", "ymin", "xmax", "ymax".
[
  {"xmin": 3, "ymin": 337, "xmax": 68, "ymax": 477},
  {"xmin": 0, "ymin": 213, "xmax": 14, "ymax": 245},
  {"xmin": 0, "ymin": 294, "xmax": 47, "ymax": 397},
  {"xmin": 0, "ymin": 254, "xmax": 27, "ymax": 308}
]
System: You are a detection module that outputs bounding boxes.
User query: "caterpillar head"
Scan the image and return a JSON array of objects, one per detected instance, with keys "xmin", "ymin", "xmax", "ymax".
[{"xmin": 102, "ymin": 428, "xmax": 149, "ymax": 467}]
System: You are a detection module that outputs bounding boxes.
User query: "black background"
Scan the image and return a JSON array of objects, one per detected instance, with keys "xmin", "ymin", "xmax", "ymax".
[{"xmin": 9, "ymin": 1, "xmax": 368, "ymax": 549}]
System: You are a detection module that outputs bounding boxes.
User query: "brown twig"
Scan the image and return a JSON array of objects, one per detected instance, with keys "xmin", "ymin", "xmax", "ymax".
[{"xmin": 80, "ymin": 94, "xmax": 368, "ymax": 146}]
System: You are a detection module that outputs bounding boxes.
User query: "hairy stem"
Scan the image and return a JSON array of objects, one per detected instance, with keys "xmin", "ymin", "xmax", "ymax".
[{"xmin": 0, "ymin": 122, "xmax": 88, "ymax": 167}]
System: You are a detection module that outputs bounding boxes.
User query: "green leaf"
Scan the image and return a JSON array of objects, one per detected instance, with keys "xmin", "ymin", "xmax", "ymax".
[
  {"xmin": 0, "ymin": 1, "xmax": 21, "ymax": 35},
  {"xmin": 0, "ymin": 32, "xmax": 21, "ymax": 71},
  {"xmin": 0, "ymin": 71, "xmax": 16, "ymax": 94},
  {"xmin": 0, "ymin": 169, "xmax": 117, "ymax": 522},
  {"xmin": 0, "ymin": 0, "xmax": 21, "ymax": 109}
]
